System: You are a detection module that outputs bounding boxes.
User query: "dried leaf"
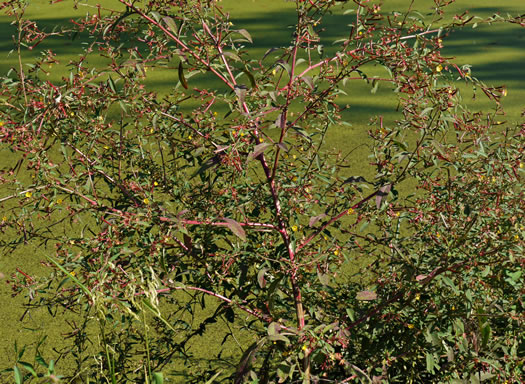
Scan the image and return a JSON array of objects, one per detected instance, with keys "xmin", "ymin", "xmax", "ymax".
[
  {"xmin": 178, "ymin": 61, "xmax": 188, "ymax": 89},
  {"xmin": 356, "ymin": 290, "xmax": 377, "ymax": 301}
]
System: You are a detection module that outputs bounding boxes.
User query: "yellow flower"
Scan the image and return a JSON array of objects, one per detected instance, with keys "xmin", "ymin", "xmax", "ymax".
[
  {"xmin": 259, "ymin": 137, "xmax": 264, "ymax": 142},
  {"xmin": 271, "ymin": 69, "xmax": 277, "ymax": 76},
  {"xmin": 302, "ymin": 344, "xmax": 308, "ymax": 351},
  {"xmin": 292, "ymin": 154, "xmax": 297, "ymax": 160},
  {"xmin": 291, "ymin": 225, "xmax": 298, "ymax": 232},
  {"xmin": 56, "ymin": 198, "xmax": 63, "ymax": 204},
  {"xmin": 1, "ymin": 216, "xmax": 7, "ymax": 222},
  {"xmin": 213, "ymin": 111, "xmax": 218, "ymax": 117},
  {"xmin": 188, "ymin": 135, "xmax": 192, "ymax": 140},
  {"xmin": 502, "ymin": 88, "xmax": 507, "ymax": 97},
  {"xmin": 514, "ymin": 235, "xmax": 520, "ymax": 241},
  {"xmin": 150, "ymin": 128, "xmax": 154, "ymax": 133},
  {"xmin": 451, "ymin": 305, "xmax": 455, "ymax": 310},
  {"xmin": 415, "ymin": 293, "xmax": 420, "ymax": 301},
  {"xmin": 323, "ymin": 235, "xmax": 328, "ymax": 241},
  {"xmin": 407, "ymin": 324, "xmax": 415, "ymax": 329},
  {"xmin": 70, "ymin": 112, "xmax": 75, "ymax": 117},
  {"xmin": 143, "ymin": 198, "xmax": 150, "ymax": 205},
  {"xmin": 334, "ymin": 249, "xmax": 340, "ymax": 256},
  {"xmin": 519, "ymin": 162, "xmax": 523, "ymax": 169},
  {"xmin": 154, "ymin": 181, "xmax": 159, "ymax": 186},
  {"xmin": 358, "ymin": 31, "xmax": 363, "ymax": 36},
  {"xmin": 347, "ymin": 208, "xmax": 354, "ymax": 215},
  {"xmin": 438, "ymin": 38, "xmax": 443, "ymax": 44},
  {"xmin": 0, "ymin": 121, "xmax": 4, "ymax": 127},
  {"xmin": 436, "ymin": 64, "xmax": 443, "ymax": 72},
  {"xmin": 25, "ymin": 191, "xmax": 32, "ymax": 198},
  {"xmin": 103, "ymin": 145, "xmax": 109, "ymax": 150},
  {"xmin": 240, "ymin": 131, "xmax": 244, "ymax": 137},
  {"xmin": 70, "ymin": 271, "xmax": 76, "ymax": 277},
  {"xmin": 395, "ymin": 212, "xmax": 400, "ymax": 217},
  {"xmin": 436, "ymin": 233, "xmax": 441, "ymax": 238}
]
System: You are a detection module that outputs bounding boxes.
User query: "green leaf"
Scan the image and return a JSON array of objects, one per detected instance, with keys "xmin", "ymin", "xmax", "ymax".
[
  {"xmin": 276, "ymin": 60, "xmax": 291, "ymax": 78},
  {"xmin": 234, "ymin": 85, "xmax": 248, "ymax": 110},
  {"xmin": 235, "ymin": 29, "xmax": 252, "ymax": 43},
  {"xmin": 249, "ymin": 142, "xmax": 271, "ymax": 160},
  {"xmin": 19, "ymin": 361, "xmax": 36, "ymax": 377},
  {"xmin": 223, "ymin": 51, "xmax": 241, "ymax": 62},
  {"xmin": 481, "ymin": 322, "xmax": 491, "ymax": 349},
  {"xmin": 45, "ymin": 255, "xmax": 92, "ymax": 300},
  {"xmin": 152, "ymin": 372, "xmax": 164, "ymax": 384},
  {"xmin": 301, "ymin": 75, "xmax": 314, "ymax": 90},
  {"xmin": 162, "ymin": 16, "xmax": 177, "ymax": 34},
  {"xmin": 13, "ymin": 366, "xmax": 22, "ymax": 384},
  {"xmin": 267, "ymin": 322, "xmax": 289, "ymax": 343},
  {"xmin": 257, "ymin": 268, "xmax": 268, "ymax": 288},
  {"xmin": 205, "ymin": 371, "xmax": 222, "ymax": 384},
  {"xmin": 223, "ymin": 218, "xmax": 246, "ymax": 240},
  {"xmin": 242, "ymin": 69, "xmax": 256, "ymax": 88},
  {"xmin": 425, "ymin": 353, "xmax": 435, "ymax": 373}
]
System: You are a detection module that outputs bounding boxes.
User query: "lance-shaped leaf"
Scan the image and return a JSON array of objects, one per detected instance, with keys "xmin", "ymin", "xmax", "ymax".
[
  {"xmin": 235, "ymin": 28, "xmax": 253, "ymax": 43},
  {"xmin": 234, "ymin": 84, "xmax": 247, "ymax": 111},
  {"xmin": 309, "ymin": 213, "xmax": 327, "ymax": 227},
  {"xmin": 301, "ymin": 75, "xmax": 314, "ymax": 90},
  {"xmin": 257, "ymin": 268, "xmax": 269, "ymax": 288},
  {"xmin": 276, "ymin": 60, "xmax": 291, "ymax": 78},
  {"xmin": 342, "ymin": 176, "xmax": 368, "ymax": 185},
  {"xmin": 234, "ymin": 339, "xmax": 266, "ymax": 384},
  {"xmin": 267, "ymin": 322, "xmax": 290, "ymax": 343},
  {"xmin": 162, "ymin": 16, "xmax": 177, "ymax": 35},
  {"xmin": 223, "ymin": 218, "xmax": 246, "ymax": 240},
  {"xmin": 223, "ymin": 51, "xmax": 241, "ymax": 62},
  {"xmin": 376, "ymin": 184, "xmax": 392, "ymax": 209},
  {"xmin": 249, "ymin": 142, "xmax": 271, "ymax": 160},
  {"xmin": 356, "ymin": 290, "xmax": 377, "ymax": 301},
  {"xmin": 243, "ymin": 69, "xmax": 256, "ymax": 88},
  {"xmin": 178, "ymin": 61, "xmax": 188, "ymax": 89}
]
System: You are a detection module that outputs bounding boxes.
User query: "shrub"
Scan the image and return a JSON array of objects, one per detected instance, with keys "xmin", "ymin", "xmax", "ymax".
[{"xmin": 1, "ymin": 0, "xmax": 523, "ymax": 382}]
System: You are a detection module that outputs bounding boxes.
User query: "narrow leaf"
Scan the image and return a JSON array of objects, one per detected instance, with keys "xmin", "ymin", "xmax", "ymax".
[
  {"xmin": 234, "ymin": 85, "xmax": 247, "ymax": 110},
  {"xmin": 301, "ymin": 75, "xmax": 314, "ymax": 90},
  {"xmin": 375, "ymin": 184, "xmax": 392, "ymax": 209},
  {"xmin": 152, "ymin": 372, "xmax": 164, "ymax": 384},
  {"xmin": 308, "ymin": 213, "xmax": 327, "ymax": 227},
  {"xmin": 13, "ymin": 366, "xmax": 22, "ymax": 384},
  {"xmin": 223, "ymin": 51, "xmax": 241, "ymax": 62},
  {"xmin": 223, "ymin": 218, "xmax": 246, "ymax": 240},
  {"xmin": 205, "ymin": 371, "xmax": 222, "ymax": 384},
  {"xmin": 249, "ymin": 142, "xmax": 271, "ymax": 159},
  {"xmin": 242, "ymin": 69, "xmax": 256, "ymax": 88},
  {"xmin": 178, "ymin": 61, "xmax": 188, "ymax": 89},
  {"xmin": 356, "ymin": 290, "xmax": 377, "ymax": 301},
  {"xmin": 235, "ymin": 29, "xmax": 253, "ymax": 43},
  {"xmin": 162, "ymin": 16, "xmax": 177, "ymax": 34},
  {"xmin": 257, "ymin": 268, "xmax": 268, "ymax": 288}
]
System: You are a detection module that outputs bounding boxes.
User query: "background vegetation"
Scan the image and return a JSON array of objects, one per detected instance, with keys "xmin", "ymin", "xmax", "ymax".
[{"xmin": 0, "ymin": 0, "xmax": 523, "ymax": 383}]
